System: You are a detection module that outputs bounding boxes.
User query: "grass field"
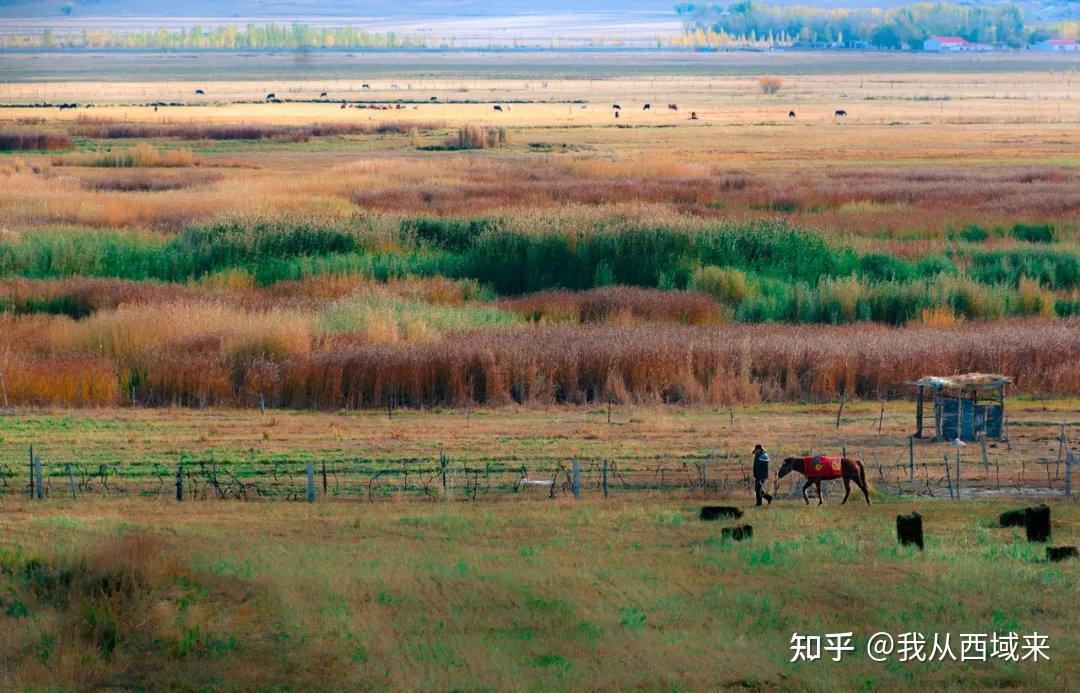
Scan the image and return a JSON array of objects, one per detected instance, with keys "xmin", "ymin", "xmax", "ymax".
[
  {"xmin": 1, "ymin": 48, "xmax": 1079, "ymax": 688},
  {"xmin": 2, "ymin": 495, "xmax": 1078, "ymax": 689}
]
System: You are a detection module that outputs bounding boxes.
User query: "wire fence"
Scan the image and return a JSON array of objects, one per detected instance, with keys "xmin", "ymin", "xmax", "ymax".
[{"xmin": 5, "ymin": 445, "xmax": 1078, "ymax": 504}]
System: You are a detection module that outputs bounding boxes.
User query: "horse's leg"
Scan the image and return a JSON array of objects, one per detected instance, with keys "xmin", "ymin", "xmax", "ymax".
[
  {"xmin": 857, "ymin": 463, "xmax": 872, "ymax": 505},
  {"xmin": 802, "ymin": 479, "xmax": 810, "ymax": 505},
  {"xmin": 815, "ymin": 480, "xmax": 824, "ymax": 505},
  {"xmin": 841, "ymin": 476, "xmax": 851, "ymax": 505}
]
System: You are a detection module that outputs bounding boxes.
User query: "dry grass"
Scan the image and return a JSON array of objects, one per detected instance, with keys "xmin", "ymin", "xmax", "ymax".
[{"xmin": 0, "ymin": 130, "xmax": 70, "ymax": 151}]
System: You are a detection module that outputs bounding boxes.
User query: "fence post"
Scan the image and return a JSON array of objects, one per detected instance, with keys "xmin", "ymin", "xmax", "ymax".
[
  {"xmin": 943, "ymin": 455, "xmax": 954, "ymax": 500},
  {"xmin": 259, "ymin": 392, "xmax": 266, "ymax": 417},
  {"xmin": 28, "ymin": 445, "xmax": 34, "ymax": 500},
  {"xmin": 981, "ymin": 438, "xmax": 990, "ymax": 478},
  {"xmin": 439, "ymin": 450, "xmax": 449, "ymax": 495},
  {"xmin": 1056, "ymin": 424, "xmax": 1066, "ymax": 480},
  {"xmin": 175, "ymin": 463, "xmax": 183, "ymax": 501},
  {"xmin": 33, "ymin": 455, "xmax": 43, "ymax": 500},
  {"xmin": 908, "ymin": 436, "xmax": 915, "ymax": 483},
  {"xmin": 602, "ymin": 459, "xmax": 609, "ymax": 499},
  {"xmin": 701, "ymin": 458, "xmax": 707, "ymax": 495},
  {"xmin": 306, "ymin": 460, "xmax": 316, "ymax": 503},
  {"xmin": 572, "ymin": 459, "xmax": 581, "ymax": 500},
  {"xmin": 1064, "ymin": 452, "xmax": 1073, "ymax": 498},
  {"xmin": 66, "ymin": 463, "xmax": 77, "ymax": 501},
  {"xmin": 955, "ymin": 447, "xmax": 961, "ymax": 500},
  {"xmin": 322, "ymin": 460, "xmax": 328, "ymax": 495}
]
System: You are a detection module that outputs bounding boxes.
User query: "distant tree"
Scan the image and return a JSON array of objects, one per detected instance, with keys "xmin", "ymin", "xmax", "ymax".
[{"xmin": 871, "ymin": 25, "xmax": 902, "ymax": 50}]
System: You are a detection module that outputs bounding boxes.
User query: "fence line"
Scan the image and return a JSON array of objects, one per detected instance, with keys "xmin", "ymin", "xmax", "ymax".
[{"xmin": 7, "ymin": 446, "xmax": 1077, "ymax": 503}]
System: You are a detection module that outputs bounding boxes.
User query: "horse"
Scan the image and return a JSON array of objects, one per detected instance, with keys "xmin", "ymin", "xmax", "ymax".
[{"xmin": 776, "ymin": 456, "xmax": 871, "ymax": 505}]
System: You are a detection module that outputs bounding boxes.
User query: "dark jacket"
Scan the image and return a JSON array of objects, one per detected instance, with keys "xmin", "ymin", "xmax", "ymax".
[{"xmin": 753, "ymin": 450, "xmax": 770, "ymax": 479}]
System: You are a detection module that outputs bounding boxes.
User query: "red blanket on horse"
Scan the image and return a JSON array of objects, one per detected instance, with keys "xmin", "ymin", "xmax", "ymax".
[{"xmin": 802, "ymin": 456, "xmax": 843, "ymax": 479}]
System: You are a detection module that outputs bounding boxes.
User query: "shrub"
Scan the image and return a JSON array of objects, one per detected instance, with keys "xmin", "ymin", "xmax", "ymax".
[
  {"xmin": 0, "ymin": 131, "xmax": 70, "ymax": 151},
  {"xmin": 437, "ymin": 126, "xmax": 508, "ymax": 151},
  {"xmin": 1010, "ymin": 223, "xmax": 1055, "ymax": 244},
  {"xmin": 691, "ymin": 266, "xmax": 750, "ymax": 304},
  {"xmin": 758, "ymin": 76, "xmax": 783, "ymax": 95}
]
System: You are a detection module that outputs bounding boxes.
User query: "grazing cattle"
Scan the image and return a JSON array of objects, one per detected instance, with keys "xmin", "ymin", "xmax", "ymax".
[
  {"xmin": 153, "ymin": 106, "xmax": 158, "ymax": 112},
  {"xmin": 690, "ymin": 111, "xmax": 698, "ymax": 120},
  {"xmin": 429, "ymin": 96, "xmax": 438, "ymax": 102},
  {"xmin": 667, "ymin": 103, "xmax": 678, "ymax": 111},
  {"xmin": 195, "ymin": 89, "xmax": 205, "ymax": 95},
  {"xmin": 788, "ymin": 110, "xmax": 796, "ymax": 118},
  {"xmin": 612, "ymin": 104, "xmax": 621, "ymax": 110},
  {"xmin": 266, "ymin": 93, "xmax": 276, "ymax": 100},
  {"xmin": 493, "ymin": 105, "xmax": 503, "ymax": 112},
  {"xmin": 614, "ymin": 111, "xmax": 619, "ymax": 119},
  {"xmin": 320, "ymin": 91, "xmax": 328, "ymax": 97},
  {"xmin": 340, "ymin": 103, "xmax": 347, "ymax": 109},
  {"xmin": 643, "ymin": 103, "xmax": 650, "ymax": 110},
  {"xmin": 362, "ymin": 84, "xmax": 371, "ymax": 90},
  {"xmin": 835, "ymin": 109, "xmax": 847, "ymax": 117}
]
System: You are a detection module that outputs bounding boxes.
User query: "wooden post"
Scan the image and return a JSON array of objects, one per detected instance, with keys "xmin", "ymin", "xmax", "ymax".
[
  {"xmin": 306, "ymin": 461, "xmax": 316, "ymax": 503},
  {"xmin": 1064, "ymin": 452, "xmax": 1073, "ymax": 498},
  {"xmin": 67, "ymin": 464, "xmax": 77, "ymax": 501},
  {"xmin": 955, "ymin": 447, "xmax": 961, "ymax": 500},
  {"xmin": 607, "ymin": 402, "xmax": 611, "ymax": 424},
  {"xmin": 877, "ymin": 396, "xmax": 885, "ymax": 435},
  {"xmin": 28, "ymin": 445, "xmax": 34, "ymax": 500},
  {"xmin": 908, "ymin": 436, "xmax": 915, "ymax": 483},
  {"xmin": 0, "ymin": 370, "xmax": 8, "ymax": 409},
  {"xmin": 322, "ymin": 460, "xmax": 328, "ymax": 495},
  {"xmin": 602, "ymin": 459, "xmax": 609, "ymax": 499},
  {"xmin": 33, "ymin": 455, "xmax": 43, "ymax": 500},
  {"xmin": 1056, "ymin": 424, "xmax": 1066, "ymax": 480},
  {"xmin": 701, "ymin": 458, "xmax": 707, "ymax": 495},
  {"xmin": 835, "ymin": 391, "xmax": 846, "ymax": 429},
  {"xmin": 981, "ymin": 438, "xmax": 990, "ymax": 478},
  {"xmin": 440, "ymin": 450, "xmax": 449, "ymax": 495},
  {"xmin": 259, "ymin": 393, "xmax": 266, "ymax": 417},
  {"xmin": 572, "ymin": 459, "xmax": 581, "ymax": 500},
  {"xmin": 943, "ymin": 455, "xmax": 953, "ymax": 500},
  {"xmin": 914, "ymin": 386, "xmax": 924, "ymax": 438},
  {"xmin": 175, "ymin": 463, "xmax": 183, "ymax": 501}
]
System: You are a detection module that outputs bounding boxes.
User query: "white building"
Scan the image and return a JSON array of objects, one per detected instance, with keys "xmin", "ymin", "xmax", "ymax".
[
  {"xmin": 1030, "ymin": 38, "xmax": 1079, "ymax": 52},
  {"xmin": 923, "ymin": 36, "xmax": 970, "ymax": 52}
]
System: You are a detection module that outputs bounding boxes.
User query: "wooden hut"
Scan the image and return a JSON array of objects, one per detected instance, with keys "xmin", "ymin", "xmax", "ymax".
[{"xmin": 906, "ymin": 373, "xmax": 1010, "ymax": 442}]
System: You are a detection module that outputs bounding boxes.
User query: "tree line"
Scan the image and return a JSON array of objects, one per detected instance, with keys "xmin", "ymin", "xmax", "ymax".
[
  {"xmin": 674, "ymin": 1, "xmax": 1058, "ymax": 49},
  {"xmin": 2, "ymin": 23, "xmax": 424, "ymax": 50}
]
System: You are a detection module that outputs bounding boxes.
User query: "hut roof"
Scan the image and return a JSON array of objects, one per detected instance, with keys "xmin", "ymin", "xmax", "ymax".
[{"xmin": 906, "ymin": 373, "xmax": 1011, "ymax": 390}]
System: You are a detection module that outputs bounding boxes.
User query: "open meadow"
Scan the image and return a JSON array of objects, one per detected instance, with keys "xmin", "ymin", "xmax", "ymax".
[{"xmin": 1, "ymin": 48, "xmax": 1079, "ymax": 688}]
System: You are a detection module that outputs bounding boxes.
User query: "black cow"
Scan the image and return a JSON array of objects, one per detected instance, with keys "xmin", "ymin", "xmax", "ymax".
[
  {"xmin": 266, "ymin": 93, "xmax": 276, "ymax": 101},
  {"xmin": 788, "ymin": 110, "xmax": 796, "ymax": 118},
  {"xmin": 667, "ymin": 103, "xmax": 678, "ymax": 111},
  {"xmin": 493, "ymin": 105, "xmax": 503, "ymax": 112},
  {"xmin": 835, "ymin": 109, "xmax": 847, "ymax": 116},
  {"xmin": 195, "ymin": 89, "xmax": 205, "ymax": 95},
  {"xmin": 320, "ymin": 92, "xmax": 328, "ymax": 98},
  {"xmin": 643, "ymin": 103, "xmax": 651, "ymax": 110},
  {"xmin": 362, "ymin": 84, "xmax": 371, "ymax": 90},
  {"xmin": 612, "ymin": 104, "xmax": 621, "ymax": 110},
  {"xmin": 690, "ymin": 111, "xmax": 698, "ymax": 120}
]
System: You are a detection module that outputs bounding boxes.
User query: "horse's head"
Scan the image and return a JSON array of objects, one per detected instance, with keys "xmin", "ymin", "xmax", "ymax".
[{"xmin": 776, "ymin": 457, "xmax": 797, "ymax": 479}]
